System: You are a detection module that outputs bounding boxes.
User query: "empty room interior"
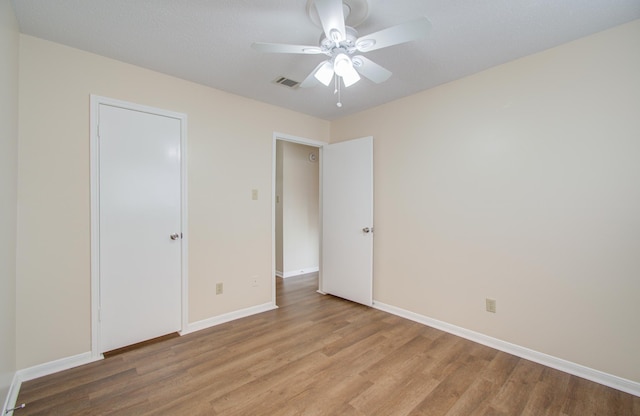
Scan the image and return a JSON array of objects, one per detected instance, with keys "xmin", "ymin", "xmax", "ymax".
[{"xmin": 1, "ymin": 0, "xmax": 640, "ymax": 414}]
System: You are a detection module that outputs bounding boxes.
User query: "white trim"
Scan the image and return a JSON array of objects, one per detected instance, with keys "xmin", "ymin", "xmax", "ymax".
[
  {"xmin": 373, "ymin": 301, "xmax": 640, "ymax": 397},
  {"xmin": 272, "ymin": 132, "xmax": 328, "ymax": 306},
  {"xmin": 318, "ymin": 146, "xmax": 324, "ymax": 292},
  {"xmin": 3, "ymin": 352, "xmax": 102, "ymax": 414},
  {"xmin": 17, "ymin": 352, "xmax": 101, "ymax": 383},
  {"xmin": 282, "ymin": 267, "xmax": 320, "ymax": 278},
  {"xmin": 90, "ymin": 95, "xmax": 189, "ymax": 356},
  {"xmin": 179, "ymin": 107, "xmax": 189, "ymax": 334},
  {"xmin": 89, "ymin": 95, "xmax": 100, "ymax": 359},
  {"xmin": 181, "ymin": 302, "xmax": 277, "ymax": 335},
  {"xmin": 273, "ymin": 132, "xmax": 328, "ymax": 148},
  {"xmin": 2, "ymin": 373, "xmax": 20, "ymax": 416}
]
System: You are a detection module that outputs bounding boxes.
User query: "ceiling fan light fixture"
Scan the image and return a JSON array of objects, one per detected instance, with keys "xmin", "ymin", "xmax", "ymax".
[
  {"xmin": 314, "ymin": 61, "xmax": 335, "ymax": 86},
  {"xmin": 333, "ymin": 53, "xmax": 352, "ymax": 77},
  {"xmin": 341, "ymin": 66, "xmax": 361, "ymax": 87},
  {"xmin": 333, "ymin": 53, "xmax": 360, "ymax": 87}
]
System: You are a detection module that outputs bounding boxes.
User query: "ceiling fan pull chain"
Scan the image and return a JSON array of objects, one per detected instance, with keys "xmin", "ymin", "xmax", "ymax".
[{"xmin": 336, "ymin": 75, "xmax": 343, "ymax": 107}]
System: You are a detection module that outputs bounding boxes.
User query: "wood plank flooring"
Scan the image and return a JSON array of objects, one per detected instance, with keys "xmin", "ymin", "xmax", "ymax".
[{"xmin": 15, "ymin": 274, "xmax": 640, "ymax": 415}]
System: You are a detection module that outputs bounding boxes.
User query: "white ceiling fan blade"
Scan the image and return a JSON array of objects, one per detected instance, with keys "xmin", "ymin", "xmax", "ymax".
[
  {"xmin": 352, "ymin": 56, "xmax": 392, "ymax": 84},
  {"xmin": 300, "ymin": 61, "xmax": 334, "ymax": 88},
  {"xmin": 313, "ymin": 0, "xmax": 347, "ymax": 43},
  {"xmin": 251, "ymin": 42, "xmax": 323, "ymax": 54},
  {"xmin": 355, "ymin": 17, "xmax": 432, "ymax": 52}
]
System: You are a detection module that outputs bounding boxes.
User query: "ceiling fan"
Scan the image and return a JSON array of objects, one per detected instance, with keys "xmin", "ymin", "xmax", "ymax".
[{"xmin": 251, "ymin": 0, "xmax": 431, "ymax": 106}]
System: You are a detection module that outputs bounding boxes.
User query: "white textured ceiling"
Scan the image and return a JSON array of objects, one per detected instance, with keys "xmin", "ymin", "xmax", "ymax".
[{"xmin": 11, "ymin": 0, "xmax": 640, "ymax": 120}]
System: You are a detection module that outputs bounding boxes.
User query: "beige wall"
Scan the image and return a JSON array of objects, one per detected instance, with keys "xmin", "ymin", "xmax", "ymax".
[
  {"xmin": 16, "ymin": 35, "xmax": 329, "ymax": 368},
  {"xmin": 332, "ymin": 20, "xmax": 640, "ymax": 382},
  {"xmin": 0, "ymin": 0, "xmax": 19, "ymax": 402},
  {"xmin": 280, "ymin": 141, "xmax": 319, "ymax": 276}
]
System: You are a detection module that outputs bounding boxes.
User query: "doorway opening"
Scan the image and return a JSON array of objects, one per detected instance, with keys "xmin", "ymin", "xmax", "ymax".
[
  {"xmin": 272, "ymin": 133, "xmax": 326, "ymax": 306},
  {"xmin": 271, "ymin": 133, "xmax": 374, "ymax": 308}
]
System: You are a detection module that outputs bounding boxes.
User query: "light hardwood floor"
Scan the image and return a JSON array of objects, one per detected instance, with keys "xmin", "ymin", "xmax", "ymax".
[{"xmin": 15, "ymin": 274, "xmax": 640, "ymax": 415}]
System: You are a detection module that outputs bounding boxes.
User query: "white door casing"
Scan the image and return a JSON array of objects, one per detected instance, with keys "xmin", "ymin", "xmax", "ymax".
[
  {"xmin": 321, "ymin": 136, "xmax": 374, "ymax": 306},
  {"xmin": 91, "ymin": 96, "xmax": 188, "ymax": 354}
]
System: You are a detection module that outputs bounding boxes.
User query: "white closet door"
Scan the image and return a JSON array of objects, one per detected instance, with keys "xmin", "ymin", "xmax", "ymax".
[{"xmin": 99, "ymin": 104, "xmax": 182, "ymax": 352}]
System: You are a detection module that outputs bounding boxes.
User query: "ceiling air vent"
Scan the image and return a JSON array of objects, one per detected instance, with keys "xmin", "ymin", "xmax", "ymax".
[{"xmin": 273, "ymin": 76, "xmax": 300, "ymax": 89}]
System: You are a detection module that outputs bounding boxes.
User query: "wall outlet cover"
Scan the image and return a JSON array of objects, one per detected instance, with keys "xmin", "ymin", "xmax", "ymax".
[{"xmin": 486, "ymin": 298, "xmax": 496, "ymax": 313}]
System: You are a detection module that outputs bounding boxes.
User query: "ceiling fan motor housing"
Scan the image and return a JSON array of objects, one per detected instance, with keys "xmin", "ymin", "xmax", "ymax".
[{"xmin": 320, "ymin": 26, "xmax": 359, "ymax": 56}]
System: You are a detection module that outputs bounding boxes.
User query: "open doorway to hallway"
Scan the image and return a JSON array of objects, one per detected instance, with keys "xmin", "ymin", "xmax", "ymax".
[{"xmin": 275, "ymin": 139, "xmax": 320, "ymax": 305}]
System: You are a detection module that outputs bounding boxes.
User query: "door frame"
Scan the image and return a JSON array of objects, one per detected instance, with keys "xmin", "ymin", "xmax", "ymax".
[
  {"xmin": 90, "ymin": 95, "xmax": 189, "ymax": 358},
  {"xmin": 272, "ymin": 132, "xmax": 327, "ymax": 305}
]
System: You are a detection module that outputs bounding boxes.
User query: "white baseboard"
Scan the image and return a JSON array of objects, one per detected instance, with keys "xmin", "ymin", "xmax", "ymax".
[
  {"xmin": 17, "ymin": 352, "xmax": 102, "ymax": 383},
  {"xmin": 282, "ymin": 267, "xmax": 319, "ymax": 278},
  {"xmin": 3, "ymin": 351, "xmax": 103, "ymax": 414},
  {"xmin": 2, "ymin": 372, "xmax": 20, "ymax": 416},
  {"xmin": 181, "ymin": 302, "xmax": 277, "ymax": 335},
  {"xmin": 372, "ymin": 301, "xmax": 640, "ymax": 397},
  {"xmin": 275, "ymin": 270, "xmax": 283, "ymax": 278}
]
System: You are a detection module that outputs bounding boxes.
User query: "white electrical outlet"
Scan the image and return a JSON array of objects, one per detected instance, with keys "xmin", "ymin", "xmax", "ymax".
[
  {"xmin": 250, "ymin": 276, "xmax": 258, "ymax": 287},
  {"xmin": 216, "ymin": 282, "xmax": 223, "ymax": 295},
  {"xmin": 486, "ymin": 298, "xmax": 496, "ymax": 313}
]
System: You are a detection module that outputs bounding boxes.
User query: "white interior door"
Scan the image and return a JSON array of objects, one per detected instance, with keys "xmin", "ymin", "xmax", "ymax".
[
  {"xmin": 321, "ymin": 136, "xmax": 373, "ymax": 306},
  {"xmin": 98, "ymin": 103, "xmax": 182, "ymax": 352}
]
